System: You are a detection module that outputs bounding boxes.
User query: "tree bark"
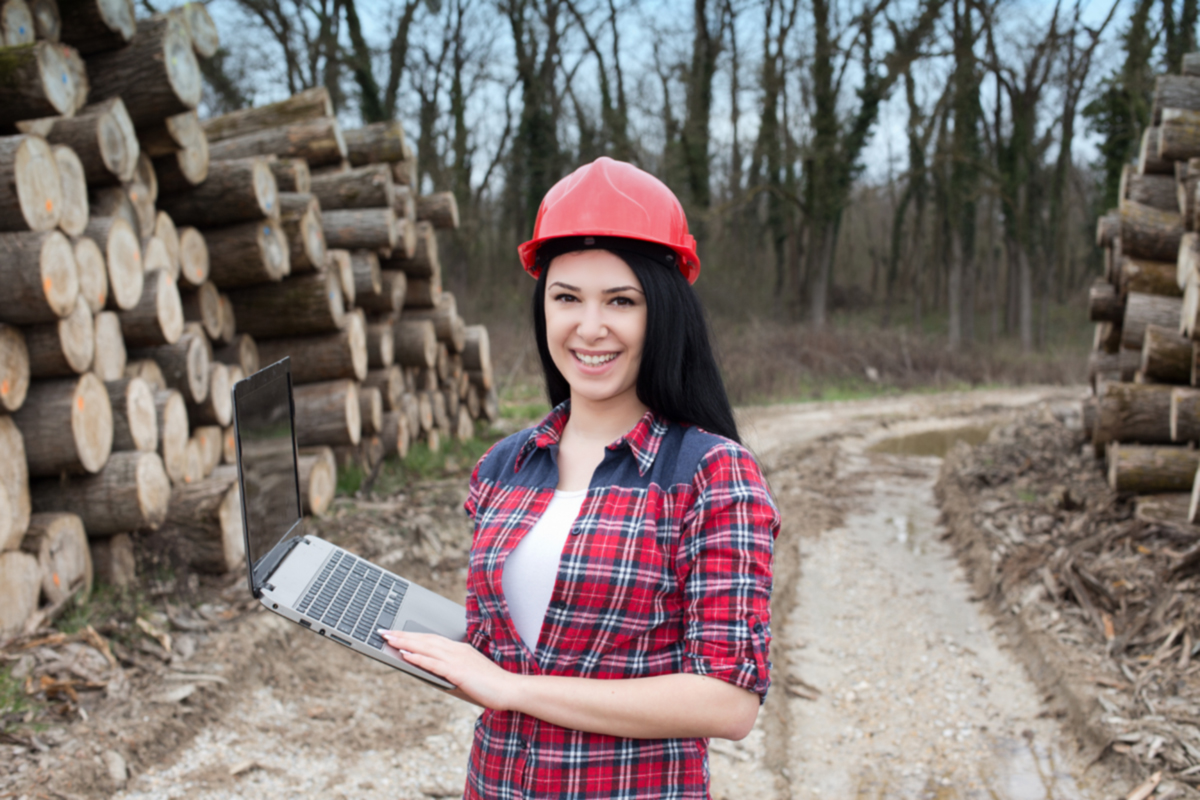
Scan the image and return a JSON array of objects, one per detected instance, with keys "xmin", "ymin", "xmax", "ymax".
[
  {"xmin": 20, "ymin": 512, "xmax": 91, "ymax": 604},
  {"xmin": 181, "ymin": 280, "xmax": 222, "ymax": 340},
  {"xmin": 25, "ymin": 298, "xmax": 92, "ymax": 377},
  {"xmin": 0, "ymin": 550, "xmax": 40, "ymax": 637},
  {"xmin": 0, "ymin": 135, "xmax": 61, "ymax": 233},
  {"xmin": 187, "ymin": 361, "xmax": 230, "ymax": 427},
  {"xmin": 29, "ymin": 449, "xmax": 168, "ymax": 537},
  {"xmin": 87, "ymin": 216, "xmax": 141, "ymax": 310},
  {"xmin": 277, "ymin": 192, "xmax": 326, "ymax": 275},
  {"xmin": 57, "ymin": 0, "xmax": 134, "ymax": 55},
  {"xmin": 357, "ymin": 269, "xmax": 404, "ymax": 314},
  {"xmin": 415, "ymin": 192, "xmax": 459, "ymax": 229},
  {"xmin": 117, "ymin": 268, "xmax": 183, "ymax": 347},
  {"xmin": 203, "ymin": 219, "xmax": 290, "ymax": 288},
  {"xmin": 1096, "ymin": 211, "xmax": 1120, "ymax": 248},
  {"xmin": 328, "ymin": 249, "xmax": 354, "ymax": 306},
  {"xmin": 1171, "ymin": 386, "xmax": 1200, "ymax": 442},
  {"xmin": 158, "ymin": 156, "xmax": 278, "ymax": 227},
  {"xmin": 177, "ymin": 225, "xmax": 208, "ymax": 289},
  {"xmin": 269, "ymin": 158, "xmax": 310, "ymax": 194},
  {"xmin": 1110, "ymin": 443, "xmax": 1200, "ymax": 493},
  {"xmin": 73, "ymin": 236, "xmax": 105, "ymax": 314},
  {"xmin": 192, "ymin": 424, "xmax": 222, "ymax": 478},
  {"xmin": 1140, "ymin": 127, "xmax": 1175, "ymax": 175},
  {"xmin": 138, "ymin": 109, "xmax": 201, "ymax": 158},
  {"xmin": 152, "ymin": 128, "xmax": 209, "ymax": 192},
  {"xmin": 294, "ymin": 379, "xmax": 360, "ymax": 446},
  {"xmin": 1121, "ymin": 257, "xmax": 1180, "ymax": 297},
  {"xmin": 202, "ymin": 87, "xmax": 332, "ymax": 143},
  {"xmin": 213, "ymin": 333, "xmax": 258, "ymax": 377},
  {"xmin": 0, "ymin": 42, "xmax": 78, "ymax": 123},
  {"xmin": 207, "ymin": 117, "xmax": 346, "ymax": 167},
  {"xmin": 349, "ymin": 249, "xmax": 381, "ymax": 300},
  {"xmin": 404, "ymin": 303, "xmax": 466, "ymax": 353},
  {"xmin": 394, "ymin": 319, "xmax": 436, "ymax": 368},
  {"xmin": 126, "ymin": 357, "xmax": 163, "ymax": 387},
  {"xmin": 1142, "ymin": 324, "xmax": 1192, "ymax": 384},
  {"xmin": 88, "ymin": 531, "xmax": 133, "ymax": 587},
  {"xmin": 52, "ymin": 145, "xmax": 87, "ymax": 236},
  {"xmin": 226, "ymin": 271, "xmax": 344, "ymax": 337},
  {"xmin": 154, "ymin": 388, "xmax": 187, "ymax": 484},
  {"xmin": 1123, "ymin": 292, "xmax": 1184, "ymax": 350},
  {"xmin": 1121, "ymin": 200, "xmax": 1184, "ymax": 262},
  {"xmin": 0, "ymin": 416, "xmax": 29, "ymax": 550},
  {"xmin": 1093, "ymin": 381, "xmax": 1175, "ymax": 449},
  {"xmin": 382, "ymin": 219, "xmax": 437, "ymax": 277},
  {"xmin": 32, "ymin": 98, "xmax": 137, "ymax": 185},
  {"xmin": 1159, "ymin": 107, "xmax": 1200, "ymax": 161},
  {"xmin": 359, "ymin": 385, "xmax": 382, "ymax": 435},
  {"xmin": 343, "ymin": 121, "xmax": 406, "ymax": 165},
  {"xmin": 12, "ymin": 371, "xmax": 112, "ymax": 475},
  {"xmin": 1089, "ymin": 280, "xmax": 1123, "ymax": 322},
  {"xmin": 216, "ymin": 292, "xmax": 235, "ymax": 345},
  {"xmin": 322, "ymin": 207, "xmax": 396, "ymax": 251},
  {"xmin": 129, "ymin": 322, "xmax": 209, "ymax": 404},
  {"xmin": 86, "ymin": 16, "xmax": 200, "ymax": 128},
  {"xmin": 1120, "ymin": 164, "xmax": 1177, "ymax": 210},
  {"xmin": 309, "ymin": 164, "xmax": 394, "ymax": 210},
  {"xmin": 404, "ymin": 274, "xmax": 441, "ymax": 309},
  {"xmin": 255, "ymin": 309, "xmax": 367, "ymax": 383},
  {"xmin": 105, "ymin": 375, "xmax": 155, "ymax": 452},
  {"xmin": 1153, "ymin": 75, "xmax": 1200, "ymax": 124},
  {"xmin": 0, "ymin": 323, "xmax": 30, "ymax": 412},
  {"xmin": 154, "ymin": 464, "xmax": 244, "ymax": 573},
  {"xmin": 463, "ymin": 325, "xmax": 492, "ymax": 390},
  {"xmin": 363, "ymin": 364, "xmax": 401, "ymax": 411}
]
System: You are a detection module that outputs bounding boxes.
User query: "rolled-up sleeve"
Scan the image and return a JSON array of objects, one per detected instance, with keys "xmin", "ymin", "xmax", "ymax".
[{"xmin": 676, "ymin": 442, "xmax": 779, "ymax": 701}]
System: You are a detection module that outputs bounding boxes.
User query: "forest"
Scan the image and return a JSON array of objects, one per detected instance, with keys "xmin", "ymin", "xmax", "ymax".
[{"xmin": 185, "ymin": 0, "xmax": 1191, "ymax": 358}]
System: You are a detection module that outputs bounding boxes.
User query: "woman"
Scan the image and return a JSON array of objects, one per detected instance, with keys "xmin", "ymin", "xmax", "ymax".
[{"xmin": 381, "ymin": 157, "xmax": 779, "ymax": 799}]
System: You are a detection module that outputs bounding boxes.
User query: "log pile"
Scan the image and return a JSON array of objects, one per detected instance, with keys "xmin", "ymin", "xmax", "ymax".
[
  {"xmin": 1084, "ymin": 52, "xmax": 1200, "ymax": 529},
  {"xmin": 0, "ymin": 7, "xmax": 497, "ymax": 639}
]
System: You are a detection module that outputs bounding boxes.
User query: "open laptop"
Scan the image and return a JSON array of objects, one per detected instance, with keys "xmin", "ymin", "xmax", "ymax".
[{"xmin": 231, "ymin": 357, "xmax": 466, "ymax": 690}]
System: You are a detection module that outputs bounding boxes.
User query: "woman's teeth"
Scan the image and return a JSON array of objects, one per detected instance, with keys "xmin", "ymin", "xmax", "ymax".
[{"xmin": 575, "ymin": 352, "xmax": 617, "ymax": 366}]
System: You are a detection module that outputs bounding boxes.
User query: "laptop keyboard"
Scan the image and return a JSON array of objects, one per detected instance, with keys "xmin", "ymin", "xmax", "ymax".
[{"xmin": 295, "ymin": 551, "xmax": 408, "ymax": 649}]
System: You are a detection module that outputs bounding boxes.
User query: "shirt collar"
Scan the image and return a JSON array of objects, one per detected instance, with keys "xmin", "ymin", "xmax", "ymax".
[{"xmin": 515, "ymin": 401, "xmax": 670, "ymax": 477}]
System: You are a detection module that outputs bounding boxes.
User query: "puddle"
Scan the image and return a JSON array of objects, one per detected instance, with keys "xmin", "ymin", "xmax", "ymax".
[{"xmin": 869, "ymin": 424, "xmax": 995, "ymax": 458}]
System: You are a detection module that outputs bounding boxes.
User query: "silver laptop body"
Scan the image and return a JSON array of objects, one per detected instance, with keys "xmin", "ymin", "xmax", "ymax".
[{"xmin": 232, "ymin": 357, "xmax": 466, "ymax": 690}]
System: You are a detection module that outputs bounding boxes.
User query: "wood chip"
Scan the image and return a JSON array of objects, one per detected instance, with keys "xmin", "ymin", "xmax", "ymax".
[
  {"xmin": 229, "ymin": 759, "xmax": 261, "ymax": 776},
  {"xmin": 785, "ymin": 679, "xmax": 821, "ymax": 701},
  {"xmin": 1126, "ymin": 770, "xmax": 1162, "ymax": 800},
  {"xmin": 152, "ymin": 683, "xmax": 196, "ymax": 703}
]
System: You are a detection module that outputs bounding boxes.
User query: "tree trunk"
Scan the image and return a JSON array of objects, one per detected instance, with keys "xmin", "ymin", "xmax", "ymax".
[
  {"xmin": 1171, "ymin": 386, "xmax": 1200, "ymax": 441},
  {"xmin": 309, "ymin": 164, "xmax": 394, "ymax": 210},
  {"xmin": 91, "ymin": 309, "xmax": 124, "ymax": 382},
  {"xmin": 13, "ymin": 372, "xmax": 112, "ymax": 476},
  {"xmin": 343, "ymin": 120, "xmax": 406, "ymax": 165},
  {"xmin": 255, "ymin": 309, "xmax": 367, "ymax": 383},
  {"xmin": 87, "ymin": 216, "xmax": 141, "ymax": 310},
  {"xmin": 157, "ymin": 156, "xmax": 278, "ymax": 227},
  {"xmin": 89, "ymin": 531, "xmax": 134, "ymax": 587},
  {"xmin": 0, "ymin": 323, "xmax": 30, "ymax": 412},
  {"xmin": 20, "ymin": 512, "xmax": 91, "ymax": 604},
  {"xmin": 1123, "ymin": 292, "xmax": 1184, "ymax": 349},
  {"xmin": 278, "ymin": 193, "xmax": 325, "ymax": 274},
  {"xmin": 25, "ymin": 298, "xmax": 92, "ymax": 377},
  {"xmin": 207, "ymin": 117, "xmax": 346, "ymax": 167},
  {"xmin": 394, "ymin": 319, "xmax": 436, "ymax": 368},
  {"xmin": 268, "ymin": 158, "xmax": 310, "ymax": 194},
  {"xmin": 1142, "ymin": 324, "xmax": 1192, "ymax": 384},
  {"xmin": 187, "ymin": 362, "xmax": 230, "ymax": 427},
  {"xmin": 57, "ymin": 0, "xmax": 133, "ymax": 54},
  {"xmin": 1121, "ymin": 200, "xmax": 1184, "ymax": 265},
  {"xmin": 415, "ymin": 192, "xmax": 459, "ymax": 230},
  {"xmin": 322, "ymin": 207, "xmax": 396, "ymax": 251},
  {"xmin": 73, "ymin": 237, "xmax": 105, "ymax": 315},
  {"xmin": 32, "ymin": 98, "xmax": 137, "ymax": 184},
  {"xmin": 294, "ymin": 379, "xmax": 361, "ymax": 446},
  {"xmin": 85, "ymin": 16, "xmax": 200, "ymax": 127},
  {"xmin": 105, "ymin": 375, "xmax": 156, "ymax": 453},
  {"xmin": 1121, "ymin": 164, "xmax": 1177, "ymax": 210},
  {"xmin": 181, "ymin": 280, "xmax": 222, "ymax": 340},
  {"xmin": 117, "ymin": 268, "xmax": 183, "ymax": 347},
  {"xmin": 52, "ymin": 145, "xmax": 87, "ymax": 236},
  {"xmin": 366, "ymin": 319, "xmax": 393, "ymax": 369},
  {"xmin": 359, "ymin": 385, "xmax": 382, "ymax": 435},
  {"xmin": 154, "ymin": 388, "xmax": 188, "ymax": 484},
  {"xmin": 1093, "ymin": 381, "xmax": 1175, "ymax": 448},
  {"xmin": 155, "ymin": 464, "xmax": 244, "ymax": 573},
  {"xmin": 382, "ymin": 219, "xmax": 437, "ymax": 277},
  {"xmin": 201, "ymin": 87, "xmax": 332, "ymax": 142},
  {"xmin": 357, "ymin": 269, "xmax": 404, "ymax": 314},
  {"xmin": 1110, "ymin": 443, "xmax": 1200, "ymax": 493},
  {"xmin": 0, "ymin": 230, "xmax": 76, "ymax": 323},
  {"xmin": 297, "ymin": 448, "xmax": 335, "ymax": 516},
  {"xmin": 0, "ymin": 42, "xmax": 78, "ymax": 122},
  {"xmin": 203, "ymin": 219, "xmax": 289, "ymax": 288},
  {"xmin": 226, "ymin": 272, "xmax": 344, "ymax": 337},
  {"xmin": 213, "ymin": 333, "xmax": 258, "ymax": 377},
  {"xmin": 1121, "ymin": 257, "xmax": 1180, "ymax": 297},
  {"xmin": 1089, "ymin": 280, "xmax": 1123, "ymax": 322},
  {"xmin": 0, "ymin": 550, "xmax": 40, "ymax": 637},
  {"xmin": 130, "ymin": 322, "xmax": 210, "ymax": 404},
  {"xmin": 363, "ymin": 364, "xmax": 401, "ymax": 411}
]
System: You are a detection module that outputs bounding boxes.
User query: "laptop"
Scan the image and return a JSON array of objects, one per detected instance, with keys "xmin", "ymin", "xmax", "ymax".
[{"xmin": 231, "ymin": 357, "xmax": 466, "ymax": 690}]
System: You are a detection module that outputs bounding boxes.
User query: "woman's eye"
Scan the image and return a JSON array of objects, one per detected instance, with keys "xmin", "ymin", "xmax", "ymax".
[
  {"xmin": 553, "ymin": 293, "xmax": 578, "ymax": 303},
  {"xmin": 611, "ymin": 296, "xmax": 635, "ymax": 307}
]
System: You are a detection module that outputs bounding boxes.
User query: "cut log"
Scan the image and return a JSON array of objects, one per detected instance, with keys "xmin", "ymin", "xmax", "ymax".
[
  {"xmin": 359, "ymin": 385, "xmax": 382, "ymax": 436},
  {"xmin": 61, "ymin": 43, "xmax": 85, "ymax": 113},
  {"xmin": 294, "ymin": 379, "xmax": 360, "ymax": 446},
  {"xmin": 482, "ymin": 388, "xmax": 498, "ymax": 423},
  {"xmin": 85, "ymin": 15, "xmax": 200, "ymax": 127},
  {"xmin": 204, "ymin": 218, "xmax": 290, "ymax": 288},
  {"xmin": 20, "ymin": 512, "xmax": 91, "ymax": 603},
  {"xmin": 416, "ymin": 192, "xmax": 459, "ymax": 229},
  {"xmin": 430, "ymin": 389, "xmax": 448, "ymax": 432},
  {"xmin": 154, "ymin": 464, "xmax": 243, "ymax": 573},
  {"xmin": 213, "ymin": 332, "xmax": 258, "ymax": 376},
  {"xmin": 89, "ymin": 532, "xmax": 134, "ymax": 587},
  {"xmin": 130, "ymin": 322, "xmax": 209, "ymax": 404},
  {"xmin": 1181, "ymin": 232, "xmax": 1200, "ymax": 291},
  {"xmin": 181, "ymin": 280, "xmax": 222, "ymax": 339},
  {"xmin": 138, "ymin": 108, "xmax": 200, "ymax": 157},
  {"xmin": 226, "ymin": 271, "xmax": 344, "ymax": 337},
  {"xmin": 0, "ymin": 416, "xmax": 30, "ymax": 550},
  {"xmin": 202, "ymin": 88, "xmax": 332, "ymax": 142},
  {"xmin": 1110, "ymin": 443, "xmax": 1200, "ymax": 493},
  {"xmin": 1088, "ymin": 350, "xmax": 1119, "ymax": 394},
  {"xmin": 1140, "ymin": 127, "xmax": 1174, "ymax": 175},
  {"xmin": 1183, "ymin": 159, "xmax": 1200, "ymax": 231},
  {"xmin": 358, "ymin": 269, "xmax": 405, "ymax": 314},
  {"xmin": 393, "ymin": 185, "xmax": 415, "ymax": 221},
  {"xmin": 0, "ymin": 324, "xmax": 29, "ymax": 412},
  {"xmin": 1159, "ymin": 108, "xmax": 1200, "ymax": 161},
  {"xmin": 454, "ymin": 405, "xmax": 474, "ymax": 442},
  {"xmin": 0, "ymin": 42, "xmax": 77, "ymax": 124},
  {"xmin": 390, "ymin": 151, "xmax": 416, "ymax": 187},
  {"xmin": 52, "ymin": 145, "xmax": 86, "ymax": 236},
  {"xmin": 177, "ymin": 1, "xmax": 217, "ymax": 57},
  {"xmin": 180, "ymin": 431, "xmax": 202, "ymax": 484},
  {"xmin": 1089, "ymin": 280, "xmax": 1121, "ymax": 323},
  {"xmin": 31, "ymin": 98, "xmax": 137, "ymax": 185},
  {"xmin": 117, "ymin": 268, "xmax": 183, "ymax": 347},
  {"xmin": 13, "ymin": 372, "xmax": 112, "ymax": 476},
  {"xmin": 1186, "ymin": 53, "xmax": 1200, "ymax": 77},
  {"xmin": 384, "ymin": 219, "xmax": 438, "ymax": 277},
  {"xmin": 90, "ymin": 184, "xmax": 138, "ymax": 236},
  {"xmin": 177, "ymin": 225, "xmax": 208, "ymax": 288},
  {"xmin": 1141, "ymin": 324, "xmax": 1192, "ymax": 384},
  {"xmin": 1093, "ymin": 381, "xmax": 1174, "ymax": 448},
  {"xmin": 465, "ymin": 382, "xmax": 480, "ymax": 420},
  {"xmin": 1153, "ymin": 75, "xmax": 1200, "ymax": 124},
  {"xmin": 216, "ymin": 292, "xmax": 235, "ymax": 345},
  {"xmin": 424, "ymin": 427, "xmax": 440, "ymax": 453},
  {"xmin": 394, "ymin": 319, "xmax": 437, "ymax": 368},
  {"xmin": 153, "ymin": 388, "xmax": 187, "ymax": 483},
  {"xmin": 222, "ymin": 423, "xmax": 235, "ymax": 464},
  {"xmin": 0, "ymin": 134, "xmax": 61, "ymax": 232},
  {"xmin": 350, "ymin": 250, "xmax": 381, "ymax": 298},
  {"xmin": 152, "ymin": 128, "xmax": 209, "ymax": 191},
  {"xmin": 192, "ymin": 424, "xmax": 222, "ymax": 478},
  {"xmin": 126, "ymin": 157, "xmax": 155, "ymax": 237},
  {"xmin": 363, "ymin": 365, "xmax": 401, "ymax": 411},
  {"xmin": 1171, "ymin": 387, "xmax": 1200, "ymax": 442},
  {"xmin": 1123, "ymin": 292, "xmax": 1183, "ymax": 350},
  {"xmin": 269, "ymin": 157, "xmax": 310, "ymax": 193},
  {"xmin": 1097, "ymin": 211, "xmax": 1120, "ymax": 248},
  {"xmin": 399, "ymin": 390, "xmax": 419, "ymax": 435},
  {"xmin": 73, "ymin": 236, "xmax": 106, "ymax": 313},
  {"xmin": 394, "ymin": 216, "xmax": 416, "ymax": 259},
  {"xmin": 278, "ymin": 192, "xmax": 326, "ymax": 275},
  {"xmin": 463, "ymin": 325, "xmax": 492, "ymax": 390},
  {"xmin": 292, "ymin": 450, "xmax": 333, "ymax": 518},
  {"xmin": 125, "ymin": 356, "xmax": 163, "ymax": 387},
  {"xmin": 58, "ymin": 0, "xmax": 134, "ymax": 54},
  {"xmin": 436, "ymin": 342, "xmax": 449, "ymax": 382},
  {"xmin": 1121, "ymin": 200, "xmax": 1183, "ymax": 262},
  {"xmin": 0, "ymin": 230, "xmax": 76, "ymax": 325},
  {"xmin": 91, "ymin": 309, "xmax": 124, "ymax": 381},
  {"xmin": 105, "ymin": 375, "xmax": 156, "ymax": 452},
  {"xmin": 0, "ymin": 550, "xmax": 39, "ymax": 638},
  {"xmin": 322, "ymin": 207, "xmax": 396, "ymax": 251},
  {"xmin": 310, "ymin": 164, "xmax": 394, "ymax": 210},
  {"xmin": 329, "ymin": 248, "xmax": 354, "ymax": 306},
  {"xmin": 86, "ymin": 216, "xmax": 141, "ymax": 312},
  {"xmin": 157, "ymin": 156, "xmax": 278, "ymax": 226},
  {"xmin": 208, "ymin": 117, "xmax": 346, "ymax": 167},
  {"xmin": 343, "ymin": 121, "xmax": 406, "ymax": 165},
  {"xmin": 1119, "ymin": 163, "xmax": 1176, "ymax": 211},
  {"xmin": 1, "ymin": 0, "xmax": 33, "ymax": 44},
  {"xmin": 255, "ymin": 309, "xmax": 368, "ymax": 384},
  {"xmin": 404, "ymin": 274, "xmax": 442, "ymax": 309},
  {"xmin": 380, "ymin": 409, "xmax": 408, "ymax": 459},
  {"xmin": 25, "ymin": 298, "xmax": 92, "ymax": 377},
  {"xmin": 142, "ymin": 236, "xmax": 174, "ymax": 281},
  {"xmin": 149, "ymin": 210, "xmax": 179, "ymax": 271},
  {"xmin": 367, "ymin": 319, "xmax": 393, "ymax": 369},
  {"xmin": 187, "ymin": 361, "xmax": 230, "ymax": 427}
]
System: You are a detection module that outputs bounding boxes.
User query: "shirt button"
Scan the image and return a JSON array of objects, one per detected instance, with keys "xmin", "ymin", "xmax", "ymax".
[{"xmin": 753, "ymin": 623, "xmax": 765, "ymax": 634}]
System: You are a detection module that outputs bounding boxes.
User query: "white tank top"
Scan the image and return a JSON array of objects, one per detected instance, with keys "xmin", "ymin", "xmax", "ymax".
[{"xmin": 502, "ymin": 488, "xmax": 587, "ymax": 652}]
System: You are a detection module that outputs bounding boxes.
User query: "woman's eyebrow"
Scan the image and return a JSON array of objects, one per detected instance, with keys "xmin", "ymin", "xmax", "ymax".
[
  {"xmin": 603, "ymin": 286, "xmax": 644, "ymax": 295},
  {"xmin": 548, "ymin": 281, "xmax": 581, "ymax": 291}
]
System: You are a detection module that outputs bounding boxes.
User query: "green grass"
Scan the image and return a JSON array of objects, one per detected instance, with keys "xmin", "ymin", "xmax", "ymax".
[
  {"xmin": 337, "ymin": 462, "xmax": 366, "ymax": 496},
  {"xmin": 53, "ymin": 583, "xmax": 152, "ymax": 646},
  {"xmin": 0, "ymin": 664, "xmax": 35, "ymax": 734}
]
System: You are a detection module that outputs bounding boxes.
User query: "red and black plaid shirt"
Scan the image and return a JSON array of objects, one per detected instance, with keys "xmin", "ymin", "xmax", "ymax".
[{"xmin": 462, "ymin": 403, "xmax": 779, "ymax": 799}]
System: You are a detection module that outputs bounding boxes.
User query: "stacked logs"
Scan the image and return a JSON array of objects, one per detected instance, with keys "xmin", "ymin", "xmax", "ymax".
[{"xmin": 1085, "ymin": 52, "xmax": 1200, "ymax": 527}]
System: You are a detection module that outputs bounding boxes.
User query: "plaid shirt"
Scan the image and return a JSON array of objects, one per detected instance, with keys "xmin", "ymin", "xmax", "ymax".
[{"xmin": 462, "ymin": 403, "xmax": 779, "ymax": 799}]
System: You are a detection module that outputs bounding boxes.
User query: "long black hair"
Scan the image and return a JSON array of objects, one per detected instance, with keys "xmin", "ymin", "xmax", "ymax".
[{"xmin": 531, "ymin": 238, "xmax": 740, "ymax": 444}]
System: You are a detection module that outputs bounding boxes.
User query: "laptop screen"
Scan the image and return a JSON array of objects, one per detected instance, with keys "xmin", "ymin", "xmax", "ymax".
[{"xmin": 232, "ymin": 359, "xmax": 303, "ymax": 584}]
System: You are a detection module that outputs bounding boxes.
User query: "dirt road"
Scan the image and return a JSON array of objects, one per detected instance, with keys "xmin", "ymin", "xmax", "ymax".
[{"xmin": 7, "ymin": 387, "xmax": 1116, "ymax": 799}]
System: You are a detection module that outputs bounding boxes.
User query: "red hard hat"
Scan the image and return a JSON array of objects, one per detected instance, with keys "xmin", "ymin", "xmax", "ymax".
[{"xmin": 518, "ymin": 157, "xmax": 700, "ymax": 284}]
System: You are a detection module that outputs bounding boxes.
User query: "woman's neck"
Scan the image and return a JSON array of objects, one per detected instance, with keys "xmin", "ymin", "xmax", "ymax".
[{"xmin": 564, "ymin": 390, "xmax": 649, "ymax": 446}]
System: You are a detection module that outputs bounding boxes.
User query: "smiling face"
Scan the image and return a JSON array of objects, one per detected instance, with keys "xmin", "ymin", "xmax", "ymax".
[{"xmin": 543, "ymin": 249, "xmax": 647, "ymax": 411}]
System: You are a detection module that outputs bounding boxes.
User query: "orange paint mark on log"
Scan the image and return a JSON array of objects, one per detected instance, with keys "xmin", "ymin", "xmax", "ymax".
[
  {"xmin": 53, "ymin": 572, "xmax": 60, "ymax": 588},
  {"xmin": 77, "ymin": 395, "xmax": 84, "ymax": 411},
  {"xmin": 45, "ymin": 199, "xmax": 53, "ymax": 212},
  {"xmin": 0, "ymin": 380, "xmax": 8, "ymax": 396},
  {"xmin": 129, "ymin": 190, "xmax": 138, "ymax": 202},
  {"xmin": 43, "ymin": 277, "xmax": 52, "ymax": 294}
]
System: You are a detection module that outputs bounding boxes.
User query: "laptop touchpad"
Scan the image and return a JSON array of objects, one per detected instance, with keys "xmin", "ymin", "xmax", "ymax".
[{"xmin": 402, "ymin": 620, "xmax": 442, "ymax": 636}]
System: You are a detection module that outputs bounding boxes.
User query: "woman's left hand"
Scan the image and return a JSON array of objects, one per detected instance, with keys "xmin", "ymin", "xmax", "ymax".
[{"xmin": 379, "ymin": 630, "xmax": 520, "ymax": 710}]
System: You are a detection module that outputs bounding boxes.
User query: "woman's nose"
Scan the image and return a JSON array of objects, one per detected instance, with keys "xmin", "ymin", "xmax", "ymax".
[{"xmin": 575, "ymin": 301, "xmax": 608, "ymax": 340}]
